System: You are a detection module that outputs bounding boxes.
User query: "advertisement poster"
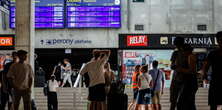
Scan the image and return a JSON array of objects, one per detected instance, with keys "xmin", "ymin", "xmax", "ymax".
[{"xmin": 121, "ymin": 50, "xmax": 173, "ymax": 88}]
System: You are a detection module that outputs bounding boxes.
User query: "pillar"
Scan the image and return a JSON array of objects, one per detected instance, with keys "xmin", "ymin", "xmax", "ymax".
[{"xmin": 15, "ymin": 0, "xmax": 35, "ymax": 109}]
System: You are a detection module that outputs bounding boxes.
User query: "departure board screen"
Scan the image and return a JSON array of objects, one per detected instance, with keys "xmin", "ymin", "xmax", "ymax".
[
  {"xmin": 10, "ymin": 0, "xmax": 65, "ymax": 28},
  {"xmin": 66, "ymin": 0, "xmax": 121, "ymax": 28}
]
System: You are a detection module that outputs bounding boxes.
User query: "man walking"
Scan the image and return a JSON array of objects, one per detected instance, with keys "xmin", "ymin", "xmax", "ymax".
[
  {"xmin": 149, "ymin": 60, "xmax": 165, "ymax": 110},
  {"xmin": 7, "ymin": 50, "xmax": 34, "ymax": 110},
  {"xmin": 202, "ymin": 31, "xmax": 222, "ymax": 110}
]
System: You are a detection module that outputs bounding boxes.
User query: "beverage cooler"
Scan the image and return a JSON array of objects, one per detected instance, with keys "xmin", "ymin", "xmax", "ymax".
[{"xmin": 118, "ymin": 34, "xmax": 217, "ymax": 88}]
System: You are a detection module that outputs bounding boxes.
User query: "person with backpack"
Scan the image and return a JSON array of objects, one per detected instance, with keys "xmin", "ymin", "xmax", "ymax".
[
  {"xmin": 128, "ymin": 65, "xmax": 141, "ymax": 110},
  {"xmin": 136, "ymin": 65, "xmax": 153, "ymax": 110},
  {"xmin": 149, "ymin": 60, "xmax": 165, "ymax": 110}
]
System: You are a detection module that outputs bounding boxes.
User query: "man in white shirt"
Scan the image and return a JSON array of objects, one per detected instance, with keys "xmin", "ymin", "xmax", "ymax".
[{"xmin": 79, "ymin": 49, "xmax": 110, "ymax": 110}]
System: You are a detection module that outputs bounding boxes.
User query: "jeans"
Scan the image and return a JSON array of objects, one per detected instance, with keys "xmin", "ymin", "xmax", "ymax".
[{"xmin": 63, "ymin": 73, "xmax": 72, "ymax": 87}]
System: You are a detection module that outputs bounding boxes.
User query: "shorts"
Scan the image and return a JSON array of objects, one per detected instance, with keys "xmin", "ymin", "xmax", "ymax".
[
  {"xmin": 152, "ymin": 91, "xmax": 162, "ymax": 104},
  {"xmin": 136, "ymin": 88, "xmax": 152, "ymax": 105},
  {"xmin": 88, "ymin": 84, "xmax": 106, "ymax": 101},
  {"xmin": 133, "ymin": 89, "xmax": 139, "ymax": 100}
]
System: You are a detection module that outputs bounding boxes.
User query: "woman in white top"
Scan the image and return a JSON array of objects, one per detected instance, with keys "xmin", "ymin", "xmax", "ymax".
[
  {"xmin": 136, "ymin": 65, "xmax": 153, "ymax": 110},
  {"xmin": 47, "ymin": 75, "xmax": 59, "ymax": 110}
]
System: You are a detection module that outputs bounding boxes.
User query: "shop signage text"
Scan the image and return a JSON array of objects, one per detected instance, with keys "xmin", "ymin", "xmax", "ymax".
[
  {"xmin": 119, "ymin": 34, "xmax": 217, "ymax": 49},
  {"xmin": 0, "ymin": 35, "xmax": 15, "ymax": 50},
  {"xmin": 124, "ymin": 52, "xmax": 136, "ymax": 58},
  {"xmin": 40, "ymin": 39, "xmax": 92, "ymax": 45},
  {"xmin": 0, "ymin": 37, "xmax": 13, "ymax": 46},
  {"xmin": 172, "ymin": 37, "xmax": 215, "ymax": 45},
  {"xmin": 127, "ymin": 35, "xmax": 148, "ymax": 46}
]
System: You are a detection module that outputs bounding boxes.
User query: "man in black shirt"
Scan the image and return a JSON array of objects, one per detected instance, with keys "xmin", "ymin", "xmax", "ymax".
[{"xmin": 202, "ymin": 31, "xmax": 222, "ymax": 110}]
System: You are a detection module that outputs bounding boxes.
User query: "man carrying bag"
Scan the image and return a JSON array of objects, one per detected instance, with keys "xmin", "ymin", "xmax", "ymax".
[{"xmin": 149, "ymin": 60, "xmax": 165, "ymax": 110}]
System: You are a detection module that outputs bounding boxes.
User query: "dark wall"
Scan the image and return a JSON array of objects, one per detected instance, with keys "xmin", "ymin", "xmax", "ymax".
[{"xmin": 35, "ymin": 48, "xmax": 118, "ymax": 75}]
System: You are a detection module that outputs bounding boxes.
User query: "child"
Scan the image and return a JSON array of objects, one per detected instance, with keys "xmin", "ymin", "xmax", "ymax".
[{"xmin": 136, "ymin": 65, "xmax": 153, "ymax": 110}]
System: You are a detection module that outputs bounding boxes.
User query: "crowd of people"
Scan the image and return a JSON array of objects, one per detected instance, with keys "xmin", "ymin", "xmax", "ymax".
[
  {"xmin": 128, "ymin": 31, "xmax": 222, "ymax": 110},
  {"xmin": 0, "ymin": 50, "xmax": 34, "ymax": 110},
  {"xmin": 1, "ymin": 31, "xmax": 222, "ymax": 110},
  {"xmin": 128, "ymin": 60, "xmax": 165, "ymax": 110}
]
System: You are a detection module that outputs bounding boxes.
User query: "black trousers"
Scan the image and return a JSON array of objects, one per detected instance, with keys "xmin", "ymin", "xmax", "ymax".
[
  {"xmin": 47, "ymin": 92, "xmax": 58, "ymax": 110},
  {"xmin": 177, "ymin": 75, "xmax": 198, "ymax": 110},
  {"xmin": 1, "ymin": 91, "xmax": 9, "ymax": 110}
]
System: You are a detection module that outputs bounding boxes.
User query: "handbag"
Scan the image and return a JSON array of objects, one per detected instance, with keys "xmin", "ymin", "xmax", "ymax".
[
  {"xmin": 43, "ymin": 82, "xmax": 49, "ymax": 96},
  {"xmin": 151, "ymin": 70, "xmax": 160, "ymax": 97}
]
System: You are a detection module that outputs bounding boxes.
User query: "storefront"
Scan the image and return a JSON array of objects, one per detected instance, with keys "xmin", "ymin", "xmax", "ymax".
[
  {"xmin": 0, "ymin": 34, "xmax": 15, "ymax": 71},
  {"xmin": 118, "ymin": 34, "xmax": 217, "ymax": 88}
]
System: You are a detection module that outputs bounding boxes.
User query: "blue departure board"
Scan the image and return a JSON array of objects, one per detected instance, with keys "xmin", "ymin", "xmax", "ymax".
[
  {"xmin": 10, "ymin": 0, "xmax": 65, "ymax": 28},
  {"xmin": 66, "ymin": 0, "xmax": 121, "ymax": 28},
  {"xmin": 0, "ymin": 0, "xmax": 10, "ymax": 10}
]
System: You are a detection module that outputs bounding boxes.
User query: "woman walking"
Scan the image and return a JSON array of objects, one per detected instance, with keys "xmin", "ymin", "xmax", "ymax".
[{"xmin": 136, "ymin": 65, "xmax": 153, "ymax": 110}]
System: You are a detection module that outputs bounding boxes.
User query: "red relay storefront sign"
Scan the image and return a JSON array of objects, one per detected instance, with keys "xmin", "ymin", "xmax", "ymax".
[{"xmin": 127, "ymin": 35, "xmax": 148, "ymax": 46}]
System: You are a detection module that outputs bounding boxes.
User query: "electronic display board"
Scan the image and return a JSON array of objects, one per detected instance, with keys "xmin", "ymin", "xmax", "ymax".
[
  {"xmin": 10, "ymin": 0, "xmax": 65, "ymax": 28},
  {"xmin": 66, "ymin": 0, "xmax": 121, "ymax": 28},
  {"xmin": 0, "ymin": 0, "xmax": 10, "ymax": 10}
]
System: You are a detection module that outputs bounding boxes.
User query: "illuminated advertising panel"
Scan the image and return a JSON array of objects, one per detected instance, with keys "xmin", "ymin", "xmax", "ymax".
[{"xmin": 0, "ymin": 35, "xmax": 15, "ymax": 50}]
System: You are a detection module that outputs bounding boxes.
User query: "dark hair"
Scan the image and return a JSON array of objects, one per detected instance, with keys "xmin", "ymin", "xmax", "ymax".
[
  {"xmin": 135, "ymin": 65, "xmax": 141, "ymax": 72},
  {"xmin": 140, "ymin": 65, "xmax": 148, "ymax": 73},
  {"xmin": 17, "ymin": 50, "xmax": 28, "ymax": 56},
  {"xmin": 183, "ymin": 44, "xmax": 193, "ymax": 52},
  {"xmin": 152, "ymin": 60, "xmax": 158, "ymax": 68},
  {"xmin": 216, "ymin": 31, "xmax": 222, "ymax": 40},
  {"xmin": 51, "ymin": 75, "xmax": 56, "ymax": 81},
  {"xmin": 173, "ymin": 37, "xmax": 184, "ymax": 46},
  {"xmin": 12, "ymin": 51, "xmax": 17, "ymax": 57}
]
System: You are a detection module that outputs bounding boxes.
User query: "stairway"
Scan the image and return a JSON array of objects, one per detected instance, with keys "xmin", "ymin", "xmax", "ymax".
[{"xmin": 34, "ymin": 88, "xmax": 209, "ymax": 110}]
